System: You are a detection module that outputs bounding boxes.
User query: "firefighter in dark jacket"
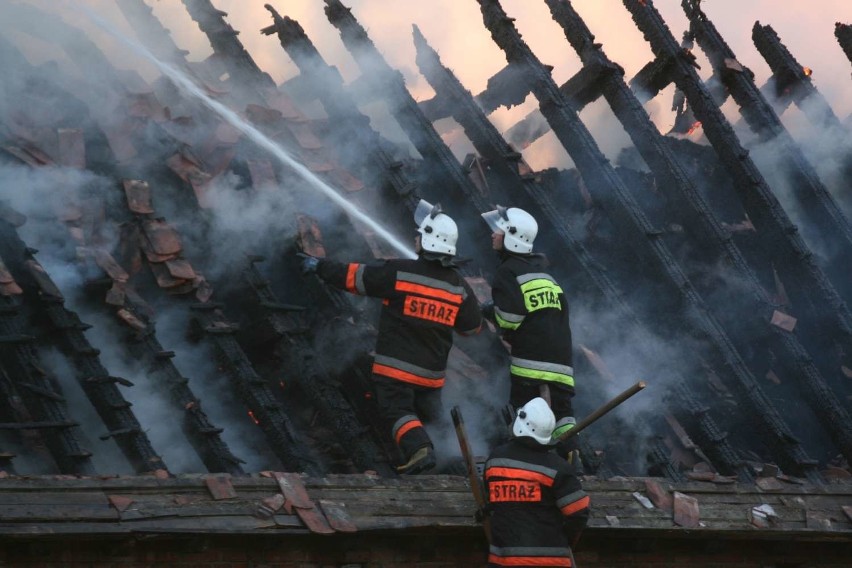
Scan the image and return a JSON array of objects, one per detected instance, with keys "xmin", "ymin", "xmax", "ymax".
[
  {"xmin": 484, "ymin": 397, "xmax": 589, "ymax": 567},
  {"xmin": 481, "ymin": 206, "xmax": 577, "ymax": 459},
  {"xmin": 301, "ymin": 200, "xmax": 482, "ymax": 474}
]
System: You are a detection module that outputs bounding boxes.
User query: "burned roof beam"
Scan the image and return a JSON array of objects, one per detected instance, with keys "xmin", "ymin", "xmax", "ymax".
[
  {"xmin": 0, "ymin": 280, "xmax": 95, "ymax": 475},
  {"xmin": 260, "ymin": 7, "xmax": 418, "ymax": 207},
  {"xmin": 629, "ymin": 56, "xmax": 675, "ymax": 103},
  {"xmin": 837, "ymin": 22, "xmax": 852, "ymax": 67},
  {"xmin": 115, "ymin": 0, "xmax": 191, "ymax": 65},
  {"xmin": 180, "ymin": 0, "xmax": 277, "ymax": 101},
  {"xmin": 624, "ymin": 0, "xmax": 852, "ymax": 394},
  {"xmin": 321, "ymin": 0, "xmax": 496, "ymax": 259},
  {"xmin": 241, "ymin": 256, "xmax": 394, "ymax": 476},
  {"xmin": 682, "ymin": 0, "xmax": 852, "ymax": 304},
  {"xmin": 474, "ymin": 64, "xmax": 532, "ymax": 114},
  {"xmin": 545, "ymin": 0, "xmax": 852, "ymax": 464},
  {"xmin": 503, "ymin": 63, "xmax": 609, "ymax": 149},
  {"xmin": 189, "ymin": 302, "xmax": 321, "ymax": 475},
  {"xmin": 0, "ymin": 222, "xmax": 166, "ymax": 475},
  {"xmin": 413, "ymin": 25, "xmax": 750, "ymax": 479},
  {"xmin": 478, "ymin": 0, "xmax": 819, "ymax": 480},
  {"xmin": 752, "ymin": 22, "xmax": 845, "ymax": 130}
]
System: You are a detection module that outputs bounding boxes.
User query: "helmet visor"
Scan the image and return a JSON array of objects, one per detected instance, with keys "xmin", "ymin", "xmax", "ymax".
[
  {"xmin": 414, "ymin": 199, "xmax": 441, "ymax": 227},
  {"xmin": 481, "ymin": 206, "xmax": 508, "ymax": 233}
]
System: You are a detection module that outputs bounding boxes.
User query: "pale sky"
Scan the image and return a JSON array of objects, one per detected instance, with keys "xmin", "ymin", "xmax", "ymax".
[{"xmin": 17, "ymin": 0, "xmax": 852, "ymax": 168}]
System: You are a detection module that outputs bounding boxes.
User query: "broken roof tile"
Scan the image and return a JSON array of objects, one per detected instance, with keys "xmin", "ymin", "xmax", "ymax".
[
  {"xmin": 246, "ymin": 159, "xmax": 277, "ymax": 190},
  {"xmin": 205, "ymin": 475, "xmax": 237, "ymax": 500},
  {"xmin": 284, "ymin": 121, "xmax": 323, "ymax": 150},
  {"xmin": 644, "ymin": 479, "xmax": 673, "ymax": 512},
  {"xmin": 326, "ymin": 167, "xmax": 365, "ymax": 193},
  {"xmin": 2, "ymin": 144, "xmax": 54, "ymax": 167},
  {"xmin": 296, "ymin": 215, "xmax": 327, "ymax": 258},
  {"xmin": 672, "ymin": 491, "xmax": 699, "ymax": 528},
  {"xmin": 25, "ymin": 259, "xmax": 63, "ymax": 300},
  {"xmin": 165, "ymin": 258, "xmax": 196, "ymax": 281},
  {"xmin": 142, "ymin": 219, "xmax": 183, "ymax": 256},
  {"xmin": 93, "ymin": 249, "xmax": 130, "ymax": 283},
  {"xmin": 148, "ymin": 261, "xmax": 189, "ymax": 289},
  {"xmin": 770, "ymin": 310, "xmax": 797, "ymax": 332},
  {"xmin": 105, "ymin": 281, "xmax": 126, "ymax": 307},
  {"xmin": 116, "ymin": 308, "xmax": 146, "ymax": 331},
  {"xmin": 127, "ymin": 93, "xmax": 169, "ymax": 123},
  {"xmin": 264, "ymin": 91, "xmax": 304, "ymax": 120},
  {"xmin": 123, "ymin": 180, "xmax": 155, "ymax": 215},
  {"xmin": 57, "ymin": 129, "xmax": 86, "ymax": 169}
]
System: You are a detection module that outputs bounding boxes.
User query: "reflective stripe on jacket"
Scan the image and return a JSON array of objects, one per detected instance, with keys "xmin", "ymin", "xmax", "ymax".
[
  {"xmin": 484, "ymin": 438, "xmax": 589, "ymax": 562},
  {"xmin": 317, "ymin": 256, "xmax": 482, "ymax": 387},
  {"xmin": 491, "ymin": 254, "xmax": 573, "ymax": 391}
]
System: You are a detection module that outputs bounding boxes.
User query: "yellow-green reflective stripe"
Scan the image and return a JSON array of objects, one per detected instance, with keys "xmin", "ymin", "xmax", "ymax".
[
  {"xmin": 519, "ymin": 279, "xmax": 563, "ymax": 312},
  {"xmin": 510, "ymin": 365, "xmax": 575, "ymax": 387},
  {"xmin": 552, "ymin": 423, "xmax": 575, "ymax": 438},
  {"xmin": 495, "ymin": 311, "xmax": 522, "ymax": 330}
]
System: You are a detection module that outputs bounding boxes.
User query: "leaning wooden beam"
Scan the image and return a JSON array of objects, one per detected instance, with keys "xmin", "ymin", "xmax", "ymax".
[
  {"xmin": 545, "ymin": 0, "xmax": 852, "ymax": 465},
  {"xmin": 478, "ymin": 0, "xmax": 819, "ymax": 480},
  {"xmin": 683, "ymin": 0, "xmax": 852, "ymax": 298}
]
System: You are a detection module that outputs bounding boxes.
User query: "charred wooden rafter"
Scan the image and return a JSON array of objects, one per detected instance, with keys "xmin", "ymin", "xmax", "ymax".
[
  {"xmin": 241, "ymin": 256, "xmax": 394, "ymax": 476},
  {"xmin": 412, "ymin": 16, "xmax": 744, "ymax": 479},
  {"xmin": 260, "ymin": 7, "xmax": 418, "ymax": 208},
  {"xmin": 478, "ymin": 0, "xmax": 819, "ymax": 480},
  {"xmin": 115, "ymin": 0, "xmax": 191, "ymax": 64},
  {"xmin": 837, "ymin": 22, "xmax": 852, "ymax": 67},
  {"xmin": 544, "ymin": 0, "xmax": 852, "ymax": 466},
  {"xmin": 624, "ymin": 0, "xmax": 852, "ymax": 404},
  {"xmin": 181, "ymin": 0, "xmax": 277, "ymax": 100},
  {"xmin": 683, "ymin": 0, "xmax": 852, "ymax": 302},
  {"xmin": 189, "ymin": 301, "xmax": 320, "ymax": 475},
  {"xmin": 0, "ymin": 222, "xmax": 166, "ymax": 474},
  {"xmin": 752, "ymin": 22, "xmax": 845, "ymax": 130},
  {"xmin": 0, "ymin": 267, "xmax": 95, "ymax": 475},
  {"xmin": 321, "ymin": 0, "xmax": 495, "ymax": 261}
]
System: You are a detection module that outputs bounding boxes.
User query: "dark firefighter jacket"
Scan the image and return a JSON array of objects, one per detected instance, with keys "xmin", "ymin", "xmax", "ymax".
[
  {"xmin": 491, "ymin": 252, "xmax": 574, "ymax": 392},
  {"xmin": 484, "ymin": 438, "xmax": 590, "ymax": 567},
  {"xmin": 317, "ymin": 255, "xmax": 482, "ymax": 388}
]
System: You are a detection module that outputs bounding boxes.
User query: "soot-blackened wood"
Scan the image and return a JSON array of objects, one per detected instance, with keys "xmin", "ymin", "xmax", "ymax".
[
  {"xmin": 683, "ymin": 0, "xmax": 852, "ymax": 306},
  {"xmin": 752, "ymin": 22, "xmax": 846, "ymax": 131},
  {"xmin": 115, "ymin": 0, "xmax": 191, "ymax": 65},
  {"xmin": 261, "ymin": 7, "xmax": 418, "ymax": 210},
  {"xmin": 546, "ymin": 0, "xmax": 852, "ymax": 466},
  {"xmin": 837, "ymin": 23, "xmax": 852, "ymax": 67},
  {"xmin": 322, "ymin": 0, "xmax": 495, "ymax": 262},
  {"xmin": 0, "ymin": 291, "xmax": 95, "ymax": 475},
  {"xmin": 241, "ymin": 257, "xmax": 394, "ymax": 476},
  {"xmin": 625, "ymin": 1, "xmax": 852, "ymax": 369},
  {"xmin": 0, "ymin": 221, "xmax": 166, "ymax": 474},
  {"xmin": 413, "ymin": 23, "xmax": 749, "ymax": 479},
  {"xmin": 478, "ymin": 0, "xmax": 819, "ymax": 481},
  {"xmin": 181, "ymin": 0, "xmax": 277, "ymax": 101},
  {"xmin": 189, "ymin": 302, "xmax": 321, "ymax": 476}
]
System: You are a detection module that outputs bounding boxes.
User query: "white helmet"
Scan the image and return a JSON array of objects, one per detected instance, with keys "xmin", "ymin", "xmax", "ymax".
[
  {"xmin": 482, "ymin": 206, "xmax": 538, "ymax": 254},
  {"xmin": 512, "ymin": 397, "xmax": 555, "ymax": 445},
  {"xmin": 414, "ymin": 199, "xmax": 458, "ymax": 256}
]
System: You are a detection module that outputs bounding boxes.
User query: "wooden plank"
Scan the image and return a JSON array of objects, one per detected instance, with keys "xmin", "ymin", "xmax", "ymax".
[
  {"xmin": 0, "ymin": 504, "xmax": 118, "ymax": 521},
  {"xmin": 0, "ymin": 491, "xmax": 110, "ymax": 505}
]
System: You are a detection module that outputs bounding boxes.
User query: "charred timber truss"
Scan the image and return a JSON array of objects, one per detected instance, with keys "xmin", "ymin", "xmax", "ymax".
[{"xmin": 478, "ymin": 0, "xmax": 818, "ymax": 480}]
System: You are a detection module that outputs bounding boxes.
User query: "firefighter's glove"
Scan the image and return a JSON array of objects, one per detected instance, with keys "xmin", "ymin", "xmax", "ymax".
[
  {"xmin": 474, "ymin": 505, "xmax": 491, "ymax": 523},
  {"xmin": 480, "ymin": 300, "xmax": 495, "ymax": 319},
  {"xmin": 298, "ymin": 253, "xmax": 321, "ymax": 276}
]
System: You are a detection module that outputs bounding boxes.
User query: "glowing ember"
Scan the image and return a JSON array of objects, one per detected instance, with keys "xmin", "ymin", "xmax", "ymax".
[
  {"xmin": 248, "ymin": 410, "xmax": 260, "ymax": 425},
  {"xmin": 802, "ymin": 67, "xmax": 813, "ymax": 77},
  {"xmin": 686, "ymin": 121, "xmax": 703, "ymax": 136}
]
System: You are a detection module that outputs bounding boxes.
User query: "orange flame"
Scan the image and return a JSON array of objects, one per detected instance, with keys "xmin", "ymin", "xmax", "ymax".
[
  {"xmin": 686, "ymin": 121, "xmax": 703, "ymax": 136},
  {"xmin": 802, "ymin": 67, "xmax": 812, "ymax": 77},
  {"xmin": 248, "ymin": 410, "xmax": 259, "ymax": 425}
]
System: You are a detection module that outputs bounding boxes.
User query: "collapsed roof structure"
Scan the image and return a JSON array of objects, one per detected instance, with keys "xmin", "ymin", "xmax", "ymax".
[{"xmin": 0, "ymin": 0, "xmax": 850, "ymax": 564}]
